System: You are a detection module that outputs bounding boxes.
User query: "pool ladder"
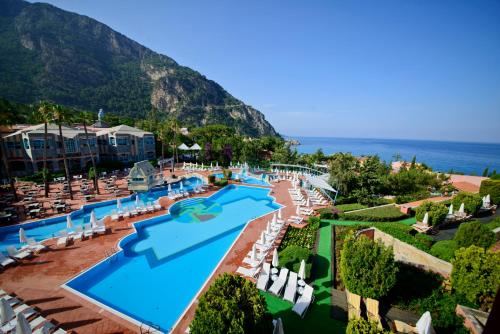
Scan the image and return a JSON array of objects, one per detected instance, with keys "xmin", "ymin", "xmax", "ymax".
[{"xmin": 140, "ymin": 321, "xmax": 162, "ymax": 333}]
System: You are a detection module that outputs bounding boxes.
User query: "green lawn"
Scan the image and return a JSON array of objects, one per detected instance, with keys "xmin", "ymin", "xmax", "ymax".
[
  {"xmin": 263, "ymin": 221, "xmax": 346, "ymax": 334},
  {"xmin": 321, "ymin": 216, "xmax": 416, "ymax": 227}
]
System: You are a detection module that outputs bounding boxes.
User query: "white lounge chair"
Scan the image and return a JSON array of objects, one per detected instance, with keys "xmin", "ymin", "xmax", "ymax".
[
  {"xmin": 110, "ymin": 210, "xmax": 119, "ymax": 221},
  {"xmin": 83, "ymin": 223, "xmax": 94, "ymax": 238},
  {"xmin": 6, "ymin": 246, "xmax": 32, "ymax": 260},
  {"xmin": 236, "ymin": 265, "xmax": 261, "ymax": 278},
  {"xmin": 13, "ymin": 302, "xmax": 37, "ymax": 319},
  {"xmin": 256, "ymin": 263, "xmax": 271, "ymax": 291},
  {"xmin": 283, "ymin": 271, "xmax": 298, "ymax": 303},
  {"xmin": 268, "ymin": 268, "xmax": 289, "ymax": 296},
  {"xmin": 122, "ymin": 208, "xmax": 130, "ymax": 219},
  {"xmin": 25, "ymin": 238, "xmax": 47, "ymax": 253},
  {"xmin": 292, "ymin": 284, "xmax": 314, "ymax": 317},
  {"xmin": 0, "ymin": 252, "xmax": 16, "ymax": 268},
  {"xmin": 93, "ymin": 219, "xmax": 106, "ymax": 234},
  {"xmin": 153, "ymin": 201, "xmax": 162, "ymax": 211},
  {"xmin": 56, "ymin": 230, "xmax": 69, "ymax": 247},
  {"xmin": 71, "ymin": 225, "xmax": 83, "ymax": 240}
]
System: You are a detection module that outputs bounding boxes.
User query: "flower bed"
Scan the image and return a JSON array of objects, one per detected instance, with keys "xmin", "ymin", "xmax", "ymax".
[{"xmin": 279, "ymin": 217, "xmax": 320, "ymax": 250}]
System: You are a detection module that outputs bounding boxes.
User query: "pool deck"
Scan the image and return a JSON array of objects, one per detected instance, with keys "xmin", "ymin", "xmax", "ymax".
[{"xmin": 0, "ymin": 172, "xmax": 301, "ymax": 334}]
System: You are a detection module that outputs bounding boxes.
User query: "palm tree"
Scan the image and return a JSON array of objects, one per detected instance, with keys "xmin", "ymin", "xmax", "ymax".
[
  {"xmin": 156, "ymin": 121, "xmax": 170, "ymax": 159},
  {"xmin": 78, "ymin": 111, "xmax": 99, "ymax": 194},
  {"xmin": 168, "ymin": 117, "xmax": 180, "ymax": 163},
  {"xmin": 0, "ymin": 98, "xmax": 18, "ymax": 201},
  {"xmin": 35, "ymin": 101, "xmax": 54, "ymax": 197},
  {"xmin": 52, "ymin": 104, "xmax": 74, "ymax": 200}
]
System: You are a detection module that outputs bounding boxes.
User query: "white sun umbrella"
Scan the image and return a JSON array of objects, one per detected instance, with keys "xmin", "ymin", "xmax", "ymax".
[
  {"xmin": 210, "ymin": 162, "xmax": 213, "ymax": 168},
  {"xmin": 251, "ymin": 243, "xmax": 257, "ymax": 262},
  {"xmin": 216, "ymin": 161, "xmax": 219, "ymax": 168},
  {"xmin": 278, "ymin": 208, "xmax": 282, "ymax": 220},
  {"xmin": 272, "ymin": 248, "xmax": 279, "ymax": 267},
  {"xmin": 15, "ymin": 312, "xmax": 32, "ymax": 334},
  {"xmin": 90, "ymin": 210, "xmax": 98, "ymax": 228},
  {"xmin": 259, "ymin": 231, "xmax": 266, "ymax": 244},
  {"xmin": 273, "ymin": 317, "xmax": 284, "ymax": 334},
  {"xmin": 422, "ymin": 212, "xmax": 429, "ymax": 226},
  {"xmin": 416, "ymin": 311, "xmax": 434, "ymax": 334},
  {"xmin": 272, "ymin": 213, "xmax": 277, "ymax": 224},
  {"xmin": 296, "ymin": 205, "xmax": 301, "ymax": 216},
  {"xmin": 116, "ymin": 198, "xmax": 122, "ymax": 210},
  {"xmin": 458, "ymin": 203, "xmax": 465, "ymax": 214},
  {"xmin": 19, "ymin": 228, "xmax": 27, "ymax": 244},
  {"xmin": 486, "ymin": 194, "xmax": 491, "ymax": 203},
  {"xmin": 266, "ymin": 221, "xmax": 271, "ymax": 234},
  {"xmin": 1, "ymin": 298, "xmax": 15, "ymax": 324},
  {"xmin": 306, "ymin": 197, "xmax": 310, "ymax": 207},
  {"xmin": 448, "ymin": 204, "xmax": 453, "ymax": 215},
  {"xmin": 298, "ymin": 259, "xmax": 306, "ymax": 280},
  {"xmin": 135, "ymin": 195, "xmax": 140, "ymax": 206},
  {"xmin": 168, "ymin": 183, "xmax": 172, "ymax": 192},
  {"xmin": 66, "ymin": 215, "xmax": 73, "ymax": 229},
  {"xmin": 201, "ymin": 163, "xmax": 204, "ymax": 170},
  {"xmin": 179, "ymin": 181, "xmax": 183, "ymax": 190}
]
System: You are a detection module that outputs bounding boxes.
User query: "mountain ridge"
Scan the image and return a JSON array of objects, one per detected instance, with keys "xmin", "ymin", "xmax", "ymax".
[{"xmin": 0, "ymin": 0, "xmax": 277, "ymax": 137}]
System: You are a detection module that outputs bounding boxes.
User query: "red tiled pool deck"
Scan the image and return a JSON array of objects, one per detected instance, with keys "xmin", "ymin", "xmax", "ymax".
[{"xmin": 0, "ymin": 176, "xmax": 301, "ymax": 334}]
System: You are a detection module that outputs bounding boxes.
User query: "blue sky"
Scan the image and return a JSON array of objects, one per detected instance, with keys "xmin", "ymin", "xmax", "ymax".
[{"xmin": 30, "ymin": 0, "xmax": 500, "ymax": 142}]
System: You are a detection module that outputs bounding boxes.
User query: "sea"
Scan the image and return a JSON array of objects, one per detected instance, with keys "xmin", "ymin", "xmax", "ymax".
[{"xmin": 291, "ymin": 137, "xmax": 500, "ymax": 176}]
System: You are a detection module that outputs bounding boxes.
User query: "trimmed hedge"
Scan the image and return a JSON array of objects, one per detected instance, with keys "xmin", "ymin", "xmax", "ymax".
[
  {"xmin": 415, "ymin": 201, "xmax": 448, "ymax": 226},
  {"xmin": 375, "ymin": 223, "xmax": 433, "ymax": 251},
  {"xmin": 341, "ymin": 205, "xmax": 407, "ymax": 222},
  {"xmin": 454, "ymin": 221, "xmax": 496, "ymax": 250},
  {"xmin": 480, "ymin": 179, "xmax": 500, "ymax": 204},
  {"xmin": 213, "ymin": 179, "xmax": 228, "ymax": 187},
  {"xmin": 485, "ymin": 217, "xmax": 500, "ymax": 230},
  {"xmin": 430, "ymin": 240, "xmax": 458, "ymax": 262},
  {"xmin": 279, "ymin": 245, "xmax": 313, "ymax": 279},
  {"xmin": 451, "ymin": 192, "xmax": 482, "ymax": 215}
]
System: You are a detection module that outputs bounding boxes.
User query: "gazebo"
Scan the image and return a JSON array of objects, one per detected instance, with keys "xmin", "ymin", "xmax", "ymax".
[{"xmin": 127, "ymin": 160, "xmax": 160, "ymax": 192}]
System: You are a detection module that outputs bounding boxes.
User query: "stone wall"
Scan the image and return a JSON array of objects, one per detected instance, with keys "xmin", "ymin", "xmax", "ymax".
[{"xmin": 359, "ymin": 228, "xmax": 453, "ymax": 278}]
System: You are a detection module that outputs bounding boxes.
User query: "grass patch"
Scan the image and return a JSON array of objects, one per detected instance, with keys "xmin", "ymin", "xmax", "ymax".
[
  {"xmin": 335, "ymin": 203, "xmax": 368, "ymax": 212},
  {"xmin": 341, "ymin": 205, "xmax": 407, "ymax": 222}
]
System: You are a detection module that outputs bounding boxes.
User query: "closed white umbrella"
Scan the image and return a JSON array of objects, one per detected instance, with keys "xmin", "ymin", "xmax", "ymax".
[
  {"xmin": 135, "ymin": 195, "xmax": 140, "ymax": 206},
  {"xmin": 273, "ymin": 318, "xmax": 284, "ymax": 334},
  {"xmin": 416, "ymin": 311, "xmax": 434, "ymax": 334},
  {"xmin": 306, "ymin": 197, "xmax": 310, "ymax": 207},
  {"xmin": 19, "ymin": 228, "xmax": 27, "ymax": 244},
  {"xmin": 259, "ymin": 231, "xmax": 266, "ymax": 244},
  {"xmin": 459, "ymin": 203, "xmax": 465, "ymax": 214},
  {"xmin": 251, "ymin": 244, "xmax": 257, "ymax": 262},
  {"xmin": 216, "ymin": 161, "xmax": 219, "ymax": 168},
  {"xmin": 272, "ymin": 213, "xmax": 277, "ymax": 224},
  {"xmin": 210, "ymin": 162, "xmax": 213, "ymax": 168},
  {"xmin": 278, "ymin": 208, "xmax": 282, "ymax": 220},
  {"xmin": 486, "ymin": 194, "xmax": 491, "ymax": 203},
  {"xmin": 485, "ymin": 194, "xmax": 491, "ymax": 207},
  {"xmin": 422, "ymin": 212, "xmax": 429, "ymax": 226},
  {"xmin": 168, "ymin": 184, "xmax": 172, "ymax": 192},
  {"xmin": 298, "ymin": 259, "xmax": 306, "ymax": 280},
  {"xmin": 272, "ymin": 248, "xmax": 279, "ymax": 267},
  {"xmin": 90, "ymin": 210, "xmax": 98, "ymax": 228},
  {"xmin": 15, "ymin": 312, "xmax": 32, "ymax": 334},
  {"xmin": 180, "ymin": 181, "xmax": 183, "ymax": 190},
  {"xmin": 266, "ymin": 221, "xmax": 271, "ymax": 234},
  {"xmin": 1, "ymin": 298, "xmax": 15, "ymax": 325},
  {"xmin": 296, "ymin": 205, "xmax": 301, "ymax": 216},
  {"xmin": 201, "ymin": 163, "xmax": 204, "ymax": 170},
  {"xmin": 116, "ymin": 198, "xmax": 122, "ymax": 210},
  {"xmin": 66, "ymin": 215, "xmax": 73, "ymax": 229}
]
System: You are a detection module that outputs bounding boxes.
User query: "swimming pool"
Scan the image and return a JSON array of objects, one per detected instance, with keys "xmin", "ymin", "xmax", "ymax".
[
  {"xmin": 0, "ymin": 177, "xmax": 203, "ymax": 252},
  {"xmin": 212, "ymin": 172, "xmax": 270, "ymax": 186},
  {"xmin": 65, "ymin": 185, "xmax": 281, "ymax": 332}
]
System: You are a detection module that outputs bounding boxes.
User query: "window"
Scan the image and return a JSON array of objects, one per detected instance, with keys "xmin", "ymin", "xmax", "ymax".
[
  {"xmin": 116, "ymin": 137, "xmax": 129, "ymax": 145},
  {"xmin": 144, "ymin": 137, "xmax": 154, "ymax": 146},
  {"xmin": 65, "ymin": 139, "xmax": 76, "ymax": 153},
  {"xmin": 132, "ymin": 177, "xmax": 144, "ymax": 182},
  {"xmin": 81, "ymin": 137, "xmax": 96, "ymax": 148},
  {"xmin": 109, "ymin": 137, "xmax": 116, "ymax": 146},
  {"xmin": 32, "ymin": 139, "xmax": 46, "ymax": 149},
  {"xmin": 6, "ymin": 141, "xmax": 21, "ymax": 149},
  {"xmin": 23, "ymin": 138, "xmax": 30, "ymax": 149}
]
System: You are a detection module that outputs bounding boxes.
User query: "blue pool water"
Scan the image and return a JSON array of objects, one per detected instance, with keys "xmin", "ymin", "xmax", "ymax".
[
  {"xmin": 66, "ymin": 185, "xmax": 281, "ymax": 332},
  {"xmin": 212, "ymin": 172, "xmax": 270, "ymax": 186},
  {"xmin": 0, "ymin": 177, "xmax": 203, "ymax": 252}
]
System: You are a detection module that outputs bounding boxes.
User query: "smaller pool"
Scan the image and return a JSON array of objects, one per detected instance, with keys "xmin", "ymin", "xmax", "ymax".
[
  {"xmin": 0, "ymin": 177, "xmax": 203, "ymax": 252},
  {"xmin": 212, "ymin": 172, "xmax": 270, "ymax": 186}
]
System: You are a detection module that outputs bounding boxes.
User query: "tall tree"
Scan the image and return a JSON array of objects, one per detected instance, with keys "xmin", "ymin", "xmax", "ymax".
[
  {"xmin": 35, "ymin": 101, "xmax": 53, "ymax": 197},
  {"xmin": 52, "ymin": 104, "xmax": 74, "ymax": 200},
  {"xmin": 0, "ymin": 98, "xmax": 19, "ymax": 200},
  {"xmin": 78, "ymin": 111, "xmax": 99, "ymax": 194}
]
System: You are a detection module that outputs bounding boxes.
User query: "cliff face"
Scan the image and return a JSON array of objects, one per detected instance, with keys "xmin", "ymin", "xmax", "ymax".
[{"xmin": 0, "ymin": 0, "xmax": 277, "ymax": 137}]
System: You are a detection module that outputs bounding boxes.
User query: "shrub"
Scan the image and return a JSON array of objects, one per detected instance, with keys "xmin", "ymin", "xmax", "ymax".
[
  {"xmin": 279, "ymin": 245, "xmax": 313, "ymax": 279},
  {"xmin": 414, "ymin": 233, "xmax": 434, "ymax": 249},
  {"xmin": 484, "ymin": 217, "xmax": 500, "ymax": 230},
  {"xmin": 222, "ymin": 169, "xmax": 232, "ymax": 180},
  {"xmin": 214, "ymin": 179, "xmax": 228, "ymax": 187},
  {"xmin": 374, "ymin": 223, "xmax": 433, "ymax": 251},
  {"xmin": 430, "ymin": 240, "xmax": 457, "ymax": 262},
  {"xmin": 479, "ymin": 179, "xmax": 500, "ymax": 204},
  {"xmin": 454, "ymin": 221, "xmax": 496, "ymax": 249},
  {"xmin": 346, "ymin": 317, "xmax": 390, "ymax": 334},
  {"xmin": 415, "ymin": 201, "xmax": 448, "ymax": 226},
  {"xmin": 451, "ymin": 192, "xmax": 482, "ymax": 215},
  {"xmin": 451, "ymin": 246, "xmax": 500, "ymax": 311},
  {"xmin": 208, "ymin": 174, "xmax": 216, "ymax": 184},
  {"xmin": 341, "ymin": 205, "xmax": 407, "ymax": 222},
  {"xmin": 190, "ymin": 273, "xmax": 273, "ymax": 334},
  {"xmin": 340, "ymin": 234, "xmax": 397, "ymax": 299}
]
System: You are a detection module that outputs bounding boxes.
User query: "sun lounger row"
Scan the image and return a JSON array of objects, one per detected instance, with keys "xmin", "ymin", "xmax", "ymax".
[{"xmin": 0, "ymin": 289, "xmax": 67, "ymax": 333}]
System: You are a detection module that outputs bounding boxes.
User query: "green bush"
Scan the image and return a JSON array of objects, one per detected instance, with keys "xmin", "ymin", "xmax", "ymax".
[
  {"xmin": 430, "ymin": 240, "xmax": 457, "ymax": 262},
  {"xmin": 479, "ymin": 179, "xmax": 500, "ymax": 204},
  {"xmin": 222, "ymin": 168, "xmax": 232, "ymax": 180},
  {"xmin": 484, "ymin": 217, "xmax": 500, "ymax": 230},
  {"xmin": 454, "ymin": 221, "xmax": 496, "ymax": 249},
  {"xmin": 415, "ymin": 233, "xmax": 434, "ymax": 249},
  {"xmin": 280, "ymin": 217, "xmax": 320, "ymax": 250},
  {"xmin": 190, "ymin": 273, "xmax": 273, "ymax": 334},
  {"xmin": 341, "ymin": 205, "xmax": 407, "ymax": 222},
  {"xmin": 214, "ymin": 179, "xmax": 228, "ymax": 187},
  {"xmin": 415, "ymin": 201, "xmax": 448, "ymax": 226},
  {"xmin": 317, "ymin": 207, "xmax": 335, "ymax": 220},
  {"xmin": 279, "ymin": 245, "xmax": 313, "ymax": 279},
  {"xmin": 451, "ymin": 246, "xmax": 500, "ymax": 311},
  {"xmin": 208, "ymin": 174, "xmax": 216, "ymax": 184},
  {"xmin": 374, "ymin": 223, "xmax": 433, "ymax": 251},
  {"xmin": 451, "ymin": 192, "xmax": 482, "ymax": 215},
  {"xmin": 340, "ymin": 234, "xmax": 397, "ymax": 299},
  {"xmin": 346, "ymin": 317, "xmax": 390, "ymax": 334}
]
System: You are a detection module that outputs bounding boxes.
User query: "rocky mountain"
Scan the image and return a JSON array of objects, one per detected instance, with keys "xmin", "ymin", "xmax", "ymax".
[{"xmin": 0, "ymin": 0, "xmax": 277, "ymax": 137}]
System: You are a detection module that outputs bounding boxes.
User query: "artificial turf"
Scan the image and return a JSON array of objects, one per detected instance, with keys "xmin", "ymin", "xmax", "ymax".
[
  {"xmin": 263, "ymin": 220, "xmax": 346, "ymax": 334},
  {"xmin": 321, "ymin": 216, "xmax": 417, "ymax": 227}
]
